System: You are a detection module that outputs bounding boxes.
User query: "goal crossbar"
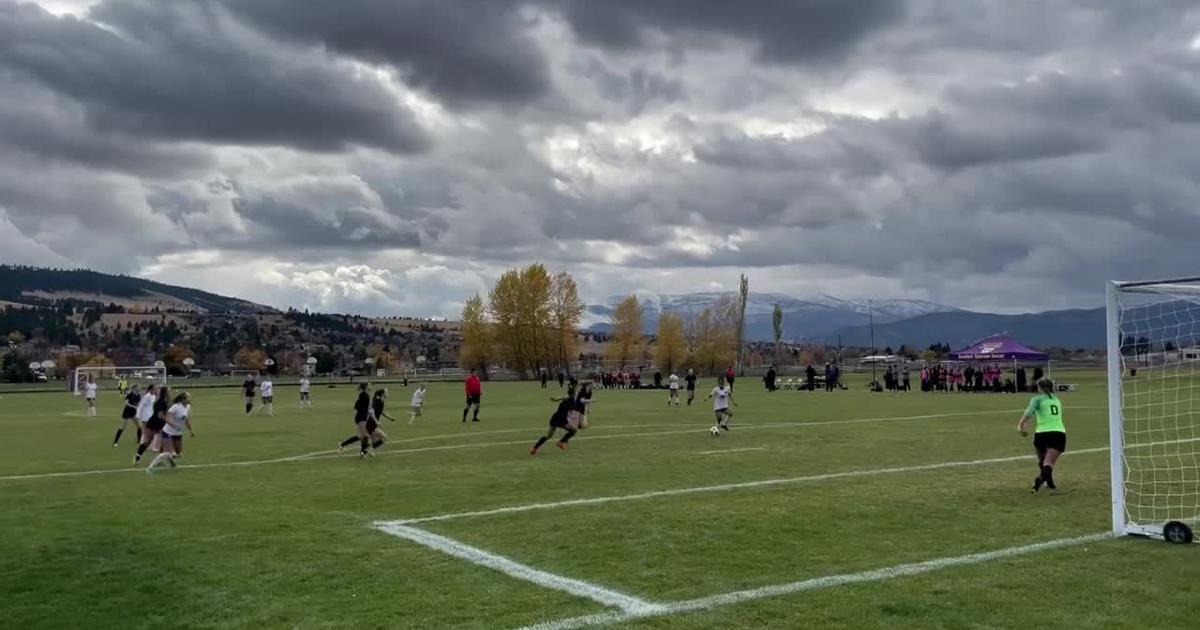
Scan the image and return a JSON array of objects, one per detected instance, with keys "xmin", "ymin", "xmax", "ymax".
[{"xmin": 71, "ymin": 365, "xmax": 167, "ymax": 395}]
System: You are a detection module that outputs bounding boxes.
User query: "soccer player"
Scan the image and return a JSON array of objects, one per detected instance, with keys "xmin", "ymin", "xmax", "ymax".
[
  {"xmin": 1018, "ymin": 378, "xmax": 1067, "ymax": 493},
  {"xmin": 147, "ymin": 392, "xmax": 193, "ymax": 473},
  {"xmin": 667, "ymin": 372, "xmax": 681, "ymax": 406},
  {"xmin": 241, "ymin": 374, "xmax": 257, "ymax": 415},
  {"xmin": 463, "ymin": 369, "xmax": 482, "ymax": 423},
  {"xmin": 365, "ymin": 388, "xmax": 394, "ymax": 451},
  {"xmin": 118, "ymin": 376, "xmax": 129, "ymax": 397},
  {"xmin": 299, "ymin": 376, "xmax": 312, "ymax": 410},
  {"xmin": 134, "ymin": 386, "xmax": 170, "ymax": 465},
  {"xmin": 685, "ymin": 369, "xmax": 697, "ymax": 406},
  {"xmin": 338, "ymin": 383, "xmax": 374, "ymax": 457},
  {"xmin": 83, "ymin": 375, "xmax": 98, "ymax": 417},
  {"xmin": 112, "ymin": 384, "xmax": 142, "ymax": 446},
  {"xmin": 259, "ymin": 377, "xmax": 275, "ymax": 416},
  {"xmin": 725, "ymin": 366, "xmax": 736, "ymax": 391},
  {"xmin": 409, "ymin": 383, "xmax": 426, "ymax": 424},
  {"xmin": 706, "ymin": 377, "xmax": 736, "ymax": 432},
  {"xmin": 530, "ymin": 382, "xmax": 590, "ymax": 455}
]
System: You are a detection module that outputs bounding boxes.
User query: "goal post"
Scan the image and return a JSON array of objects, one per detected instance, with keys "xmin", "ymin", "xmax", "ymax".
[
  {"xmin": 1107, "ymin": 277, "xmax": 1200, "ymax": 543},
  {"xmin": 71, "ymin": 365, "xmax": 167, "ymax": 395}
]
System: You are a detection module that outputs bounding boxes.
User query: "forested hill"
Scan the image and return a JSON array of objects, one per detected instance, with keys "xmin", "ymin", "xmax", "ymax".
[{"xmin": 0, "ymin": 265, "xmax": 270, "ymax": 313}]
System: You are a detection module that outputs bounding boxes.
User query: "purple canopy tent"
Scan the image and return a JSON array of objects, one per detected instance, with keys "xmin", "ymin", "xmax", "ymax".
[{"xmin": 949, "ymin": 336, "xmax": 1049, "ymax": 362}]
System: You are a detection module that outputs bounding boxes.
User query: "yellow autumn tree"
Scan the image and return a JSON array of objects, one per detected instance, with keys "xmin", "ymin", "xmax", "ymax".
[
  {"xmin": 654, "ymin": 312, "xmax": 687, "ymax": 375},
  {"xmin": 233, "ymin": 347, "xmax": 267, "ymax": 371},
  {"xmin": 549, "ymin": 272, "xmax": 584, "ymax": 373},
  {"xmin": 460, "ymin": 294, "xmax": 495, "ymax": 377},
  {"xmin": 608, "ymin": 295, "xmax": 643, "ymax": 368}
]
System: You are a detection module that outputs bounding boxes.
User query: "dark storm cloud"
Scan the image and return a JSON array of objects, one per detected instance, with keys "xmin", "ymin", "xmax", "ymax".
[
  {"xmin": 0, "ymin": 0, "xmax": 428, "ymax": 153},
  {"xmin": 554, "ymin": 0, "xmax": 905, "ymax": 62},
  {"xmin": 223, "ymin": 0, "xmax": 550, "ymax": 106}
]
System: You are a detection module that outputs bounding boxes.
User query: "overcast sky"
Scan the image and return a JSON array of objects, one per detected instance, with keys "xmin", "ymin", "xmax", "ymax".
[{"xmin": 2, "ymin": 1, "xmax": 1198, "ymax": 316}]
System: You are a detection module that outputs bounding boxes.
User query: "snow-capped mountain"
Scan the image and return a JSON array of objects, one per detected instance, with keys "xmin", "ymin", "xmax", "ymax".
[{"xmin": 584, "ymin": 292, "xmax": 958, "ymax": 341}]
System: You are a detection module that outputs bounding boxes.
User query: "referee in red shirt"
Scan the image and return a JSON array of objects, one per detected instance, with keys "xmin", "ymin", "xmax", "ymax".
[{"xmin": 463, "ymin": 369, "xmax": 482, "ymax": 423}]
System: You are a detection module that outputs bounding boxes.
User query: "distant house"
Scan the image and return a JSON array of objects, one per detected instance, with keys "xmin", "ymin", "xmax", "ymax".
[{"xmin": 1183, "ymin": 347, "xmax": 1200, "ymax": 362}]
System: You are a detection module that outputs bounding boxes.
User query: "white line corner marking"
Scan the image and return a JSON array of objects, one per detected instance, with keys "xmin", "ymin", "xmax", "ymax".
[
  {"xmin": 373, "ymin": 519, "xmax": 1109, "ymax": 630},
  {"xmin": 373, "ymin": 522, "xmax": 663, "ymax": 615}
]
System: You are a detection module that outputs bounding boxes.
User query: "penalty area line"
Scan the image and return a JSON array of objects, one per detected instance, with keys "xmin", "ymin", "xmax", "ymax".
[
  {"xmin": 511, "ymin": 532, "xmax": 1112, "ymax": 630},
  {"xmin": 374, "ymin": 522, "xmax": 661, "ymax": 615},
  {"xmin": 695, "ymin": 447, "xmax": 766, "ymax": 455}
]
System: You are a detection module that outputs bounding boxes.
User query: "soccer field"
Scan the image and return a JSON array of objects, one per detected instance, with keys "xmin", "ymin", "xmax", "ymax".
[{"xmin": 1, "ymin": 372, "xmax": 1196, "ymax": 629}]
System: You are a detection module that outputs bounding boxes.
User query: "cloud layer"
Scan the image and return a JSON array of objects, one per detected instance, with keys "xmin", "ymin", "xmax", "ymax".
[{"xmin": 2, "ymin": 0, "xmax": 1199, "ymax": 316}]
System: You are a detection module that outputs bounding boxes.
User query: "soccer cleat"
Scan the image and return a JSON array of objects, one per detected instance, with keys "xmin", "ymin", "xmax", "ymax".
[
  {"xmin": 1031, "ymin": 477, "xmax": 1044, "ymax": 493},
  {"xmin": 556, "ymin": 442, "xmax": 568, "ymax": 451},
  {"xmin": 720, "ymin": 422, "xmax": 730, "ymax": 431},
  {"xmin": 529, "ymin": 447, "xmax": 538, "ymax": 456},
  {"xmin": 337, "ymin": 444, "xmax": 345, "ymax": 454},
  {"xmin": 472, "ymin": 418, "xmax": 480, "ymax": 423},
  {"xmin": 167, "ymin": 457, "xmax": 177, "ymax": 468}
]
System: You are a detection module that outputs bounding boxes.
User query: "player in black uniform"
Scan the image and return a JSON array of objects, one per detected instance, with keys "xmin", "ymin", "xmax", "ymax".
[
  {"xmin": 366, "ymin": 388, "xmax": 394, "ymax": 451},
  {"xmin": 134, "ymin": 386, "xmax": 170, "ymax": 465},
  {"xmin": 112, "ymin": 384, "xmax": 142, "ymax": 446},
  {"xmin": 529, "ymin": 382, "xmax": 591, "ymax": 455},
  {"xmin": 685, "ymin": 369, "xmax": 698, "ymax": 406},
  {"xmin": 241, "ymin": 376, "xmax": 257, "ymax": 415},
  {"xmin": 338, "ymin": 383, "xmax": 374, "ymax": 457}
]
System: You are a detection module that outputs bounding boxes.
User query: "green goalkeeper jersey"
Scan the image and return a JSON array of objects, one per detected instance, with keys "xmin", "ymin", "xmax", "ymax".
[{"xmin": 1026, "ymin": 394, "xmax": 1065, "ymax": 433}]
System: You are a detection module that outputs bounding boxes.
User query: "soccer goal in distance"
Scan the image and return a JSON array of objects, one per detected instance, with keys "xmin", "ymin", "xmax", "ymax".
[
  {"xmin": 72, "ymin": 365, "xmax": 167, "ymax": 395},
  {"xmin": 1107, "ymin": 277, "xmax": 1200, "ymax": 544}
]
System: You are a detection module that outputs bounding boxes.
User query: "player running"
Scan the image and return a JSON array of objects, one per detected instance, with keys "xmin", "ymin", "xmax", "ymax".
[
  {"xmin": 706, "ymin": 377, "xmax": 736, "ymax": 432},
  {"xmin": 241, "ymin": 375, "xmax": 257, "ymax": 415},
  {"xmin": 667, "ymin": 372, "xmax": 681, "ymax": 406},
  {"xmin": 112, "ymin": 384, "xmax": 142, "ymax": 446},
  {"xmin": 299, "ymin": 376, "xmax": 312, "ymax": 410},
  {"xmin": 685, "ymin": 369, "xmax": 698, "ymax": 406},
  {"xmin": 409, "ymin": 383, "xmax": 426, "ymax": 424},
  {"xmin": 258, "ymin": 377, "xmax": 275, "ymax": 416},
  {"xmin": 146, "ymin": 393, "xmax": 193, "ymax": 473},
  {"xmin": 338, "ymin": 383, "xmax": 375, "ymax": 458},
  {"xmin": 134, "ymin": 386, "xmax": 170, "ymax": 465},
  {"xmin": 1018, "ymin": 378, "xmax": 1067, "ymax": 493},
  {"xmin": 530, "ymin": 382, "xmax": 591, "ymax": 455},
  {"xmin": 463, "ymin": 369, "xmax": 482, "ymax": 423}
]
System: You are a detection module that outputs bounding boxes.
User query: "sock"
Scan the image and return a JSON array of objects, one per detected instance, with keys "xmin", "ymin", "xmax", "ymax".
[
  {"xmin": 135, "ymin": 442, "xmax": 149, "ymax": 459},
  {"xmin": 360, "ymin": 437, "xmax": 369, "ymax": 454},
  {"xmin": 245, "ymin": 403, "xmax": 252, "ymax": 414},
  {"xmin": 1040, "ymin": 465, "xmax": 1055, "ymax": 489},
  {"xmin": 340, "ymin": 436, "xmax": 360, "ymax": 447},
  {"xmin": 462, "ymin": 408, "xmax": 469, "ymax": 422},
  {"xmin": 533, "ymin": 436, "xmax": 549, "ymax": 451},
  {"xmin": 372, "ymin": 439, "xmax": 384, "ymax": 449},
  {"xmin": 559, "ymin": 429, "xmax": 577, "ymax": 444},
  {"xmin": 113, "ymin": 428, "xmax": 123, "ymax": 444},
  {"xmin": 136, "ymin": 427, "xmax": 142, "ymax": 442}
]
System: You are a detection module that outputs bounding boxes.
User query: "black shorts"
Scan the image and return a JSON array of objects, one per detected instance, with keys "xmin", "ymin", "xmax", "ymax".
[
  {"xmin": 1033, "ymin": 431, "xmax": 1067, "ymax": 453},
  {"xmin": 146, "ymin": 417, "xmax": 166, "ymax": 431},
  {"xmin": 365, "ymin": 419, "xmax": 379, "ymax": 434},
  {"xmin": 549, "ymin": 413, "xmax": 569, "ymax": 429},
  {"xmin": 466, "ymin": 394, "xmax": 481, "ymax": 406},
  {"xmin": 121, "ymin": 410, "xmax": 136, "ymax": 420}
]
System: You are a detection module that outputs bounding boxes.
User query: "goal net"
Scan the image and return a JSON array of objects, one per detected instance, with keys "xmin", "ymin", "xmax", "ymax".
[
  {"xmin": 1107, "ymin": 278, "xmax": 1200, "ymax": 541},
  {"xmin": 229, "ymin": 369, "xmax": 260, "ymax": 380},
  {"xmin": 72, "ymin": 365, "xmax": 167, "ymax": 395}
]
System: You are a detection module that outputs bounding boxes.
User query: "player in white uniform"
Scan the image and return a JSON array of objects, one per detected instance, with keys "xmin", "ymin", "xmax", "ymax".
[
  {"xmin": 298, "ymin": 377, "xmax": 312, "ymax": 410},
  {"xmin": 667, "ymin": 373, "xmax": 681, "ymax": 406},
  {"xmin": 258, "ymin": 378, "xmax": 274, "ymax": 416},
  {"xmin": 705, "ymin": 377, "xmax": 736, "ymax": 432},
  {"xmin": 409, "ymin": 384, "xmax": 426, "ymax": 424},
  {"xmin": 134, "ymin": 386, "xmax": 159, "ymax": 456},
  {"xmin": 147, "ymin": 393, "xmax": 193, "ymax": 473},
  {"xmin": 83, "ymin": 376, "xmax": 99, "ymax": 417}
]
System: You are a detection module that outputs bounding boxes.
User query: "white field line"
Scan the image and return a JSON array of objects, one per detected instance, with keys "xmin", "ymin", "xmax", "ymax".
[
  {"xmin": 0, "ymin": 408, "xmax": 1019, "ymax": 482},
  {"xmin": 388, "ymin": 436, "xmax": 1200, "ymax": 525},
  {"xmin": 695, "ymin": 447, "xmax": 766, "ymax": 455},
  {"xmin": 511, "ymin": 532, "xmax": 1112, "ymax": 630},
  {"xmin": 375, "ymin": 523, "xmax": 662, "ymax": 615}
]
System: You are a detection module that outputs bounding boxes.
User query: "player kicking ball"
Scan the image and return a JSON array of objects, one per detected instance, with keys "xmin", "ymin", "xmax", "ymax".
[{"xmin": 706, "ymin": 376, "xmax": 736, "ymax": 433}]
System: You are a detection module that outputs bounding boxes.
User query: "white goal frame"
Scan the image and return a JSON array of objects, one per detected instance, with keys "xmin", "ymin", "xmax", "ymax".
[
  {"xmin": 71, "ymin": 365, "xmax": 167, "ymax": 395},
  {"xmin": 229, "ymin": 369, "xmax": 261, "ymax": 380},
  {"xmin": 1106, "ymin": 277, "xmax": 1200, "ymax": 540}
]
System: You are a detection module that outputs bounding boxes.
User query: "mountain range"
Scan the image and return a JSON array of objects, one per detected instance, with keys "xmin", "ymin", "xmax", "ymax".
[
  {"xmin": 0, "ymin": 265, "xmax": 269, "ymax": 314},
  {"xmin": 585, "ymin": 292, "xmax": 1111, "ymax": 349}
]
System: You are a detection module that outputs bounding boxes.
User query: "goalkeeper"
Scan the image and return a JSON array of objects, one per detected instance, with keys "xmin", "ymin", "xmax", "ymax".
[{"xmin": 1017, "ymin": 378, "xmax": 1067, "ymax": 493}]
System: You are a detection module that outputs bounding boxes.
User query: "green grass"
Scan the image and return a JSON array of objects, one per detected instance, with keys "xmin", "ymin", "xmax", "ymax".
[{"xmin": 0, "ymin": 371, "xmax": 1196, "ymax": 629}]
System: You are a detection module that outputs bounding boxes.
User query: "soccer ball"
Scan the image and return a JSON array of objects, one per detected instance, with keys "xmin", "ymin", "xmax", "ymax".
[{"xmin": 709, "ymin": 426, "xmax": 721, "ymax": 437}]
